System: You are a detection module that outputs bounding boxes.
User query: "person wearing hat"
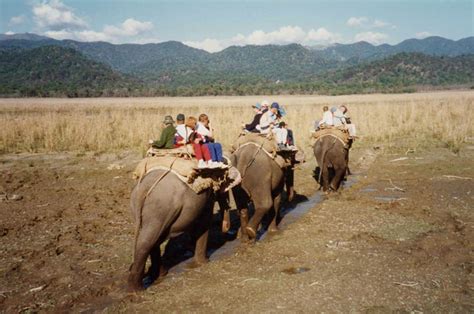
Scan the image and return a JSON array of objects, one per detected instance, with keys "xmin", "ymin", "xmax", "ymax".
[
  {"xmin": 316, "ymin": 105, "xmax": 334, "ymax": 129},
  {"xmin": 151, "ymin": 115, "xmax": 177, "ymax": 149},
  {"xmin": 340, "ymin": 105, "xmax": 357, "ymax": 138},
  {"xmin": 174, "ymin": 113, "xmax": 193, "ymax": 147},
  {"xmin": 243, "ymin": 103, "xmax": 263, "ymax": 132},
  {"xmin": 331, "ymin": 106, "xmax": 346, "ymax": 127},
  {"xmin": 257, "ymin": 102, "xmax": 278, "ymax": 134}
]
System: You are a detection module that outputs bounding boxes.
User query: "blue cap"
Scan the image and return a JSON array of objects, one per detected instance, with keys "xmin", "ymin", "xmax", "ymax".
[
  {"xmin": 330, "ymin": 107, "xmax": 337, "ymax": 113},
  {"xmin": 271, "ymin": 102, "xmax": 280, "ymax": 109},
  {"xmin": 252, "ymin": 103, "xmax": 262, "ymax": 110}
]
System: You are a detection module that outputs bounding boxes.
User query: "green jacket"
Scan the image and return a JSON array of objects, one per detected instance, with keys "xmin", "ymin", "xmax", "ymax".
[{"xmin": 152, "ymin": 124, "xmax": 176, "ymax": 149}]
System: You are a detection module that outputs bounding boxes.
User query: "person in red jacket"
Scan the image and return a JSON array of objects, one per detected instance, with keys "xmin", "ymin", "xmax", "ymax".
[{"xmin": 186, "ymin": 116, "xmax": 212, "ymax": 168}]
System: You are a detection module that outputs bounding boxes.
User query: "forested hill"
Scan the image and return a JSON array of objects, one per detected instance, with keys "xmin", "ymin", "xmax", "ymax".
[
  {"xmin": 0, "ymin": 33, "xmax": 473, "ymax": 96},
  {"xmin": 308, "ymin": 53, "xmax": 474, "ymax": 95},
  {"xmin": 0, "ymin": 46, "xmax": 135, "ymax": 97}
]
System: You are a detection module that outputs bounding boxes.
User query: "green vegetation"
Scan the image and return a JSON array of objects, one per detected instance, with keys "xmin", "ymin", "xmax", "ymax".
[
  {"xmin": 0, "ymin": 46, "xmax": 136, "ymax": 97},
  {"xmin": 0, "ymin": 36, "xmax": 473, "ymax": 97}
]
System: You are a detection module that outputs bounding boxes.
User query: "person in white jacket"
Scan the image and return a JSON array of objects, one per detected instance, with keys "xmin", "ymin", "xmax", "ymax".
[
  {"xmin": 258, "ymin": 102, "xmax": 280, "ymax": 134},
  {"xmin": 331, "ymin": 106, "xmax": 346, "ymax": 127},
  {"xmin": 340, "ymin": 105, "xmax": 357, "ymax": 138},
  {"xmin": 318, "ymin": 106, "xmax": 334, "ymax": 128}
]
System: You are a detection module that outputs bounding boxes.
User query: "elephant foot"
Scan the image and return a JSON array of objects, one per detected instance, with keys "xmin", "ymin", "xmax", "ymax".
[
  {"xmin": 245, "ymin": 226, "xmax": 257, "ymax": 239},
  {"xmin": 127, "ymin": 276, "xmax": 145, "ymax": 292},
  {"xmin": 187, "ymin": 258, "xmax": 209, "ymax": 269},
  {"xmin": 160, "ymin": 265, "xmax": 168, "ymax": 277},
  {"xmin": 268, "ymin": 226, "xmax": 279, "ymax": 233},
  {"xmin": 287, "ymin": 188, "xmax": 295, "ymax": 202}
]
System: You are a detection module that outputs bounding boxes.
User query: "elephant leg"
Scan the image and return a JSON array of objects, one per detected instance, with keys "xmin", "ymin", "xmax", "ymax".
[
  {"xmin": 238, "ymin": 208, "xmax": 250, "ymax": 242},
  {"xmin": 193, "ymin": 229, "xmax": 209, "ymax": 265},
  {"xmin": 345, "ymin": 149, "xmax": 351, "ymax": 176},
  {"xmin": 321, "ymin": 165, "xmax": 330, "ymax": 192},
  {"xmin": 232, "ymin": 186, "xmax": 250, "ymax": 242},
  {"xmin": 268, "ymin": 193, "xmax": 282, "ymax": 233},
  {"xmin": 285, "ymin": 168, "xmax": 295, "ymax": 202},
  {"xmin": 128, "ymin": 223, "xmax": 163, "ymax": 291},
  {"xmin": 216, "ymin": 192, "xmax": 231, "ymax": 233},
  {"xmin": 190, "ymin": 203, "xmax": 212, "ymax": 265},
  {"xmin": 246, "ymin": 194, "xmax": 272, "ymax": 239},
  {"xmin": 330, "ymin": 167, "xmax": 346, "ymax": 191},
  {"xmin": 145, "ymin": 244, "xmax": 162, "ymax": 282}
]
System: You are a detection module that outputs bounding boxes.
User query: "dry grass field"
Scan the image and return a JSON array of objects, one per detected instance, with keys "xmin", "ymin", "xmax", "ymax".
[
  {"xmin": 1, "ymin": 91, "xmax": 473, "ymax": 312},
  {"xmin": 1, "ymin": 91, "xmax": 473, "ymax": 155}
]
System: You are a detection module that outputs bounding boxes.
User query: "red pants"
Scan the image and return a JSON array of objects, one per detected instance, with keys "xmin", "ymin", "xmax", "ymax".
[{"xmin": 193, "ymin": 143, "xmax": 211, "ymax": 161}]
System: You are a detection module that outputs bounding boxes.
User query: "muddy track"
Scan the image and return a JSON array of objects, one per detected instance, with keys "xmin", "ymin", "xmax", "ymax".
[{"xmin": 0, "ymin": 146, "xmax": 473, "ymax": 312}]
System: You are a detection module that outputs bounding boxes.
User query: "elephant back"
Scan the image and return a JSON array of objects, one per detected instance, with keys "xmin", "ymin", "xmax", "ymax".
[{"xmin": 312, "ymin": 127, "xmax": 350, "ymax": 146}]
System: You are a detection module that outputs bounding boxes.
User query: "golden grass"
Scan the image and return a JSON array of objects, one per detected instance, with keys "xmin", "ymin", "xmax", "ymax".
[{"xmin": 0, "ymin": 91, "xmax": 473, "ymax": 154}]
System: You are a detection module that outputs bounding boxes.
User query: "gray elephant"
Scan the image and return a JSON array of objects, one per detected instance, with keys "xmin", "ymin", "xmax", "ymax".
[
  {"xmin": 230, "ymin": 144, "xmax": 293, "ymax": 241},
  {"xmin": 313, "ymin": 135, "xmax": 349, "ymax": 192},
  {"xmin": 128, "ymin": 169, "xmax": 213, "ymax": 291}
]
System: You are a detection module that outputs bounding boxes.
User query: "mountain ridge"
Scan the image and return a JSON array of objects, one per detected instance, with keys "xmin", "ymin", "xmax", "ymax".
[{"xmin": 0, "ymin": 33, "xmax": 473, "ymax": 96}]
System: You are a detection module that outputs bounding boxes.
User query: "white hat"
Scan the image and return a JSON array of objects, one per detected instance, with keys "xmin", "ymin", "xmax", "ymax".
[{"xmin": 261, "ymin": 99, "xmax": 270, "ymax": 108}]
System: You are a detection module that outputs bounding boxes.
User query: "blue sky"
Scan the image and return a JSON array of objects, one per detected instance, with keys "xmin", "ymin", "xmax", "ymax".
[{"xmin": 1, "ymin": 0, "xmax": 472, "ymax": 52}]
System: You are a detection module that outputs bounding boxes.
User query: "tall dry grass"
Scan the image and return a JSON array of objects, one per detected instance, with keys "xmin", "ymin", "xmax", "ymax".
[{"xmin": 0, "ymin": 91, "xmax": 473, "ymax": 154}]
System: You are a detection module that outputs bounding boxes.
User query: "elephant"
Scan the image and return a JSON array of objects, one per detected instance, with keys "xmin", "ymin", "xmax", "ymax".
[
  {"xmin": 230, "ymin": 144, "xmax": 293, "ymax": 241},
  {"xmin": 128, "ymin": 169, "xmax": 214, "ymax": 291},
  {"xmin": 313, "ymin": 135, "xmax": 349, "ymax": 192}
]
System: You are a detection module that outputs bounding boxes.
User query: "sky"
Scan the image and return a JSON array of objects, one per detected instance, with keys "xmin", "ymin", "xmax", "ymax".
[{"xmin": 1, "ymin": 0, "xmax": 473, "ymax": 52}]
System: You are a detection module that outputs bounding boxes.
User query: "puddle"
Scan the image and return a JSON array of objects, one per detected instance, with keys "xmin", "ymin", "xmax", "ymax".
[
  {"xmin": 146, "ymin": 174, "xmax": 362, "ymax": 287},
  {"xmin": 281, "ymin": 267, "xmax": 310, "ymax": 275}
]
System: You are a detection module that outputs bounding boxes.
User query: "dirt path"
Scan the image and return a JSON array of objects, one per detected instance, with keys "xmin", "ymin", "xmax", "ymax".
[{"xmin": 0, "ymin": 146, "xmax": 473, "ymax": 312}]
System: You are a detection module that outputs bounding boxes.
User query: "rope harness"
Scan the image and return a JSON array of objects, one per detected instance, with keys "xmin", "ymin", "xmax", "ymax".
[
  {"xmin": 239, "ymin": 140, "xmax": 265, "ymax": 180},
  {"xmin": 133, "ymin": 157, "xmax": 178, "ymax": 254}
]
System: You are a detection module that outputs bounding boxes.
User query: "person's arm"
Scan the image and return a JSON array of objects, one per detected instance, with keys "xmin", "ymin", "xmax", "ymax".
[
  {"xmin": 245, "ymin": 114, "xmax": 260, "ymax": 131},
  {"xmin": 152, "ymin": 126, "xmax": 171, "ymax": 148}
]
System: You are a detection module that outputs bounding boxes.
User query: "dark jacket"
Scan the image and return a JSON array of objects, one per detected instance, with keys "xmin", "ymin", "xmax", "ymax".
[
  {"xmin": 152, "ymin": 124, "xmax": 176, "ymax": 149},
  {"xmin": 245, "ymin": 112, "xmax": 263, "ymax": 132}
]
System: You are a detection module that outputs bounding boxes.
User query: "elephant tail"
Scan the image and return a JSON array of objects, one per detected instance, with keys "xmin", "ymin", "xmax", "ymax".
[{"xmin": 318, "ymin": 146, "xmax": 328, "ymax": 184}]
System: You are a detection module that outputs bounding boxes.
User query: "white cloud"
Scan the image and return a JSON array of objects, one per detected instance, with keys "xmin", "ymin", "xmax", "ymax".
[
  {"xmin": 75, "ymin": 30, "xmax": 112, "ymax": 42},
  {"xmin": 185, "ymin": 25, "xmax": 343, "ymax": 52},
  {"xmin": 5, "ymin": 31, "xmax": 15, "ymax": 35},
  {"xmin": 9, "ymin": 15, "xmax": 26, "ymax": 26},
  {"xmin": 354, "ymin": 31, "xmax": 388, "ymax": 45},
  {"xmin": 347, "ymin": 17, "xmax": 396, "ymax": 30},
  {"xmin": 245, "ymin": 26, "xmax": 307, "ymax": 45},
  {"xmin": 415, "ymin": 31, "xmax": 432, "ymax": 39},
  {"xmin": 306, "ymin": 27, "xmax": 342, "ymax": 43},
  {"xmin": 33, "ymin": 0, "xmax": 88, "ymax": 30},
  {"xmin": 103, "ymin": 18, "xmax": 153, "ymax": 37},
  {"xmin": 28, "ymin": 1, "xmax": 156, "ymax": 43},
  {"xmin": 43, "ymin": 18, "xmax": 154, "ymax": 43},
  {"xmin": 347, "ymin": 17, "xmax": 368, "ymax": 27},
  {"xmin": 44, "ymin": 30, "xmax": 75, "ymax": 40},
  {"xmin": 373, "ymin": 19, "xmax": 396, "ymax": 29},
  {"xmin": 184, "ymin": 38, "xmax": 224, "ymax": 53}
]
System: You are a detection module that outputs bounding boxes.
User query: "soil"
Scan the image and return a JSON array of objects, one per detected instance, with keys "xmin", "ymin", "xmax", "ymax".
[{"xmin": 0, "ymin": 144, "xmax": 473, "ymax": 312}]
